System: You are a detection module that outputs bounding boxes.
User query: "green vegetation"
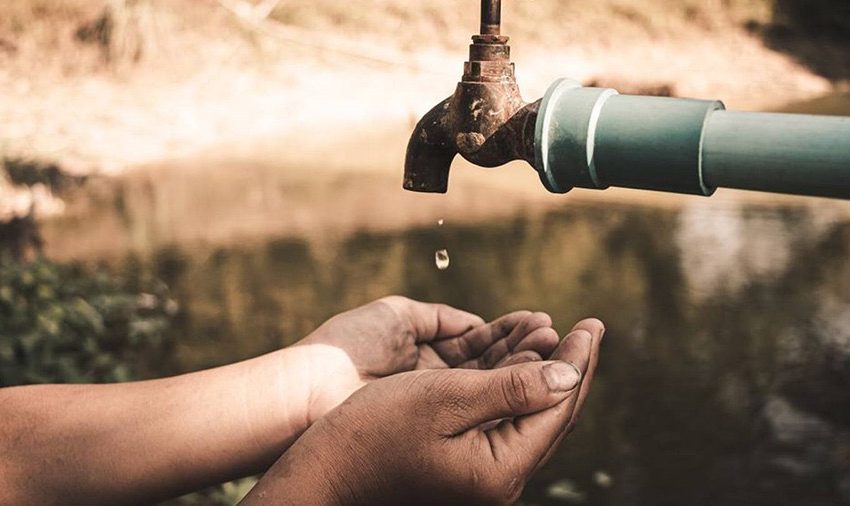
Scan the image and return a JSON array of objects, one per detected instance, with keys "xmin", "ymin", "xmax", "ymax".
[
  {"xmin": 0, "ymin": 154, "xmax": 255, "ymax": 505},
  {"xmin": 0, "ymin": 254, "xmax": 258, "ymax": 504},
  {"xmin": 0, "ymin": 255, "xmax": 175, "ymax": 386},
  {"xmin": 1, "ymin": 156, "xmax": 162, "ymax": 387}
]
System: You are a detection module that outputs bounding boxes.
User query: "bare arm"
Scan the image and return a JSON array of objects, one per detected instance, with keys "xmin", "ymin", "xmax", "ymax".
[
  {"xmin": 0, "ymin": 296, "xmax": 558, "ymax": 504},
  {"xmin": 0, "ymin": 347, "xmax": 311, "ymax": 505}
]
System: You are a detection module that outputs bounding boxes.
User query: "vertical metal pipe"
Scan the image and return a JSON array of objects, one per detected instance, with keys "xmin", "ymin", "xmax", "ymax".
[{"xmin": 480, "ymin": 0, "xmax": 501, "ymax": 35}]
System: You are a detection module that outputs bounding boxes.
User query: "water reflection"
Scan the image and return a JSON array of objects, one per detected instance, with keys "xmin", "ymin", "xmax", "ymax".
[{"xmin": 81, "ymin": 199, "xmax": 850, "ymax": 505}]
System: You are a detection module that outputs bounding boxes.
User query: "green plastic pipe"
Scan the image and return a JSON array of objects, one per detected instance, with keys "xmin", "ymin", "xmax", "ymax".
[{"xmin": 535, "ymin": 79, "xmax": 850, "ymax": 199}]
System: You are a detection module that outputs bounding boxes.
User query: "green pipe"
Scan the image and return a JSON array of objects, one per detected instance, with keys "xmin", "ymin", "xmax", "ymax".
[
  {"xmin": 702, "ymin": 111, "xmax": 850, "ymax": 199},
  {"xmin": 535, "ymin": 79, "xmax": 850, "ymax": 199}
]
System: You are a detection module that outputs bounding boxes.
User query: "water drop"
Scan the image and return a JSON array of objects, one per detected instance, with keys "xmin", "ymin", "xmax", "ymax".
[
  {"xmin": 546, "ymin": 479, "xmax": 586, "ymax": 502},
  {"xmin": 435, "ymin": 249, "xmax": 450, "ymax": 270},
  {"xmin": 437, "ymin": 219, "xmax": 444, "ymax": 226},
  {"xmin": 593, "ymin": 470, "xmax": 613, "ymax": 488}
]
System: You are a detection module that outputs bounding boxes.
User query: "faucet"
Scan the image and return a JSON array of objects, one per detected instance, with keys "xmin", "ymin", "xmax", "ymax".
[
  {"xmin": 403, "ymin": 0, "xmax": 539, "ymax": 193},
  {"xmin": 404, "ymin": 0, "xmax": 850, "ymax": 200}
]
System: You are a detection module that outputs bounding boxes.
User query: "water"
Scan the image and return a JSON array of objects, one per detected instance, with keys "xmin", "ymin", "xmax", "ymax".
[
  {"xmin": 46, "ymin": 201, "xmax": 849, "ymax": 505},
  {"xmin": 593, "ymin": 471, "xmax": 613, "ymax": 489},
  {"xmin": 36, "ymin": 93, "xmax": 850, "ymax": 505},
  {"xmin": 436, "ymin": 219, "xmax": 449, "ymax": 269},
  {"xmin": 435, "ymin": 248, "xmax": 450, "ymax": 270}
]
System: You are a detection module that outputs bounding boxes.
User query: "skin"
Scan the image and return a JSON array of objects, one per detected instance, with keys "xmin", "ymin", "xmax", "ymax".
[
  {"xmin": 244, "ymin": 318, "xmax": 605, "ymax": 505},
  {"xmin": 0, "ymin": 296, "xmax": 564, "ymax": 505}
]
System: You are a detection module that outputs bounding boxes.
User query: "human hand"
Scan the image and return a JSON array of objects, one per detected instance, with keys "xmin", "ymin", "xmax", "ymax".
[
  {"xmin": 295, "ymin": 296, "xmax": 560, "ymax": 425},
  {"xmin": 246, "ymin": 318, "xmax": 604, "ymax": 505}
]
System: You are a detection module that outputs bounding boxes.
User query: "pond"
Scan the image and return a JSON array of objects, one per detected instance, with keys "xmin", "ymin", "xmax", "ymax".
[{"xmin": 38, "ymin": 93, "xmax": 850, "ymax": 505}]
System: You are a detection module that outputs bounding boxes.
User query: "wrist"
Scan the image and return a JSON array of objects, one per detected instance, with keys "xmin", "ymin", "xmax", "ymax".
[
  {"xmin": 243, "ymin": 422, "xmax": 359, "ymax": 505},
  {"xmin": 237, "ymin": 347, "xmax": 315, "ymax": 457},
  {"xmin": 291, "ymin": 339, "xmax": 364, "ymax": 425}
]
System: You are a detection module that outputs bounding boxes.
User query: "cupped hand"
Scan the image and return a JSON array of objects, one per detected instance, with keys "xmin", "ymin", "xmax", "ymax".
[
  {"xmin": 295, "ymin": 296, "xmax": 560, "ymax": 425},
  {"xmin": 246, "ymin": 318, "xmax": 604, "ymax": 505}
]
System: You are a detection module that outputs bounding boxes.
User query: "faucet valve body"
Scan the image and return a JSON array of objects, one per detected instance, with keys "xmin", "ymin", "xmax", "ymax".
[
  {"xmin": 403, "ymin": 29, "xmax": 539, "ymax": 193},
  {"xmin": 464, "ymin": 35, "xmax": 513, "ymax": 82}
]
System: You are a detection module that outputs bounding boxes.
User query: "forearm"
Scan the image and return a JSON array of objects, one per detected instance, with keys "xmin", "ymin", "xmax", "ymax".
[
  {"xmin": 241, "ymin": 420, "xmax": 354, "ymax": 506},
  {"xmin": 0, "ymin": 346, "xmax": 316, "ymax": 505}
]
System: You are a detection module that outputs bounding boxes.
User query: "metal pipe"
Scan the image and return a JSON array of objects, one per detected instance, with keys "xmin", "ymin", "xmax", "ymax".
[
  {"xmin": 480, "ymin": 0, "xmax": 501, "ymax": 35},
  {"xmin": 535, "ymin": 79, "xmax": 850, "ymax": 199}
]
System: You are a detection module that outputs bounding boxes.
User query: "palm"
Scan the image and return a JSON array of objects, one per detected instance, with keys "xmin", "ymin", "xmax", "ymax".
[
  {"xmin": 297, "ymin": 297, "xmax": 559, "ymax": 423},
  {"xmin": 413, "ymin": 311, "xmax": 558, "ymax": 371}
]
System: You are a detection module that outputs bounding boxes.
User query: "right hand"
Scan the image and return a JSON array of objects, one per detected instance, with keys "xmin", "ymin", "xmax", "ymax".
[{"xmin": 243, "ymin": 318, "xmax": 604, "ymax": 505}]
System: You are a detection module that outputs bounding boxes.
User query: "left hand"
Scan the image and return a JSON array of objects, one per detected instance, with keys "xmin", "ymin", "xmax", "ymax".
[{"xmin": 294, "ymin": 296, "xmax": 560, "ymax": 425}]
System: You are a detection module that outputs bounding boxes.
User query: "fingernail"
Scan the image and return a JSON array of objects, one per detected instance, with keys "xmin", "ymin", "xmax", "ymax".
[{"xmin": 543, "ymin": 361, "xmax": 581, "ymax": 392}]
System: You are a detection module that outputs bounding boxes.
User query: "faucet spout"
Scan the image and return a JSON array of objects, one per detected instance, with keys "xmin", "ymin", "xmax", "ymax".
[{"xmin": 403, "ymin": 97, "xmax": 457, "ymax": 193}]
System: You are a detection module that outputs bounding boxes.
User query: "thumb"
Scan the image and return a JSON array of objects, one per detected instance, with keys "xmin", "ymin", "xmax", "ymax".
[{"xmin": 436, "ymin": 360, "xmax": 582, "ymax": 433}]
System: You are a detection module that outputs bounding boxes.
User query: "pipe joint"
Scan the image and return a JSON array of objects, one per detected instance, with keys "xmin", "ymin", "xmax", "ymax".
[{"xmin": 535, "ymin": 79, "xmax": 726, "ymax": 196}]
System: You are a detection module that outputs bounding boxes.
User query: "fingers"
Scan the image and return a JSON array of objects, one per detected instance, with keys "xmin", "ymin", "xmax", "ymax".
[
  {"xmin": 485, "ymin": 321, "xmax": 603, "ymax": 474},
  {"xmin": 460, "ymin": 326, "xmax": 559, "ymax": 370},
  {"xmin": 529, "ymin": 319, "xmax": 605, "ymax": 473},
  {"xmin": 384, "ymin": 299, "xmax": 558, "ymax": 370},
  {"xmin": 436, "ymin": 311, "xmax": 557, "ymax": 368},
  {"xmin": 414, "ymin": 344, "xmax": 450, "ymax": 370},
  {"xmin": 434, "ymin": 361, "xmax": 582, "ymax": 435},
  {"xmin": 494, "ymin": 350, "xmax": 542, "ymax": 368},
  {"xmin": 558, "ymin": 319, "xmax": 605, "ymax": 431},
  {"xmin": 430, "ymin": 311, "xmax": 532, "ymax": 366},
  {"xmin": 513, "ymin": 326, "xmax": 560, "ymax": 357},
  {"xmin": 502, "ymin": 312, "xmax": 554, "ymax": 353},
  {"xmin": 379, "ymin": 296, "xmax": 485, "ymax": 342}
]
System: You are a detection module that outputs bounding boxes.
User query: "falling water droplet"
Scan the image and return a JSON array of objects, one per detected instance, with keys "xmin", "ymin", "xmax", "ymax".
[
  {"xmin": 437, "ymin": 219, "xmax": 444, "ymax": 226},
  {"xmin": 593, "ymin": 470, "xmax": 613, "ymax": 489},
  {"xmin": 435, "ymin": 249, "xmax": 450, "ymax": 270}
]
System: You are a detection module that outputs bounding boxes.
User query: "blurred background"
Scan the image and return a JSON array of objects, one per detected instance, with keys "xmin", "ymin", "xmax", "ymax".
[{"xmin": 1, "ymin": 0, "xmax": 850, "ymax": 504}]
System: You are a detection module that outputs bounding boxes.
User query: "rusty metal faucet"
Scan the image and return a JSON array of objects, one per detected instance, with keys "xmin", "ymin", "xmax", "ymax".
[{"xmin": 403, "ymin": 0, "xmax": 538, "ymax": 193}]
